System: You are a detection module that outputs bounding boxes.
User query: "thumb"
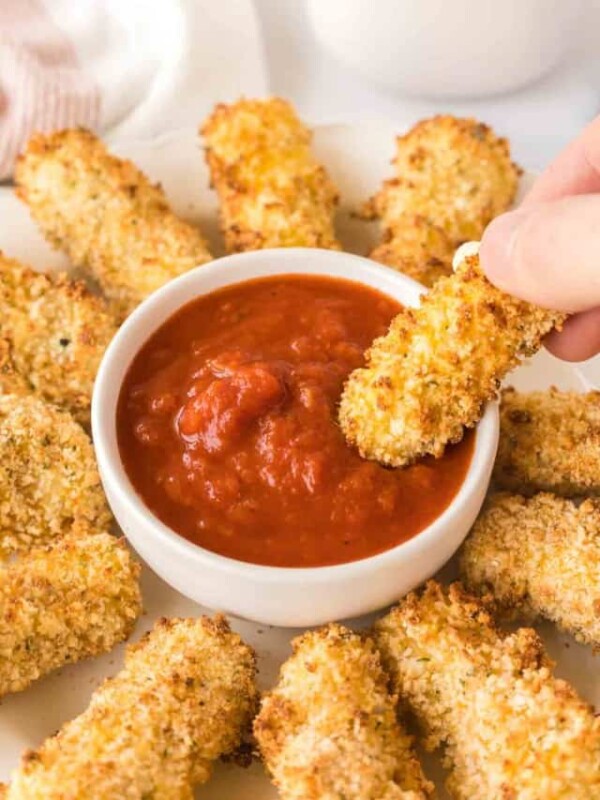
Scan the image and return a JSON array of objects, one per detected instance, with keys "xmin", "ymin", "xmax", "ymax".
[{"xmin": 480, "ymin": 194, "xmax": 600, "ymax": 313}]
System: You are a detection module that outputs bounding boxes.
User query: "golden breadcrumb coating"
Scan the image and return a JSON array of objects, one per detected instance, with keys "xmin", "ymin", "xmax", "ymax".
[
  {"xmin": 0, "ymin": 394, "xmax": 111, "ymax": 556},
  {"xmin": 15, "ymin": 128, "xmax": 211, "ymax": 319},
  {"xmin": 374, "ymin": 581, "xmax": 600, "ymax": 800},
  {"xmin": 0, "ymin": 339, "xmax": 30, "ymax": 397},
  {"xmin": 461, "ymin": 491, "xmax": 600, "ymax": 648},
  {"xmin": 0, "ymin": 252, "xmax": 117, "ymax": 424},
  {"xmin": 365, "ymin": 115, "xmax": 520, "ymax": 244},
  {"xmin": 339, "ymin": 253, "xmax": 565, "ymax": 466},
  {"xmin": 202, "ymin": 97, "xmax": 340, "ymax": 252},
  {"xmin": 255, "ymin": 623, "xmax": 432, "ymax": 800},
  {"xmin": 495, "ymin": 387, "xmax": 600, "ymax": 496},
  {"xmin": 0, "ymin": 533, "xmax": 141, "ymax": 697},
  {"xmin": 369, "ymin": 213, "xmax": 454, "ymax": 288},
  {"xmin": 5, "ymin": 615, "xmax": 257, "ymax": 799}
]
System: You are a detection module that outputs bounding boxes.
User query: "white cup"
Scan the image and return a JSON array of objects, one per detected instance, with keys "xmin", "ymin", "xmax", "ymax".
[{"xmin": 306, "ymin": 0, "xmax": 584, "ymax": 98}]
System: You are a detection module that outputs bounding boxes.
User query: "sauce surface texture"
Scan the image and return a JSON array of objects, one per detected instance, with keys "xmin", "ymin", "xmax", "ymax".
[{"xmin": 117, "ymin": 275, "xmax": 474, "ymax": 567}]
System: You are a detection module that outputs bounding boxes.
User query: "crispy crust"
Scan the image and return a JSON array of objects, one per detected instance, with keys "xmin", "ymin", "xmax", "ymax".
[
  {"xmin": 0, "ymin": 533, "xmax": 141, "ymax": 697},
  {"xmin": 374, "ymin": 581, "xmax": 600, "ymax": 800},
  {"xmin": 0, "ymin": 394, "xmax": 111, "ymax": 555},
  {"xmin": 0, "ymin": 339, "xmax": 30, "ymax": 397},
  {"xmin": 461, "ymin": 491, "xmax": 600, "ymax": 648},
  {"xmin": 6, "ymin": 615, "xmax": 257, "ymax": 799},
  {"xmin": 365, "ymin": 116, "xmax": 520, "ymax": 244},
  {"xmin": 201, "ymin": 97, "xmax": 340, "ymax": 252},
  {"xmin": 369, "ymin": 214, "xmax": 454, "ymax": 288},
  {"xmin": 0, "ymin": 252, "xmax": 117, "ymax": 424},
  {"xmin": 339, "ymin": 253, "xmax": 565, "ymax": 466},
  {"xmin": 254, "ymin": 623, "xmax": 432, "ymax": 800},
  {"xmin": 15, "ymin": 128, "xmax": 211, "ymax": 319},
  {"xmin": 495, "ymin": 387, "xmax": 600, "ymax": 496}
]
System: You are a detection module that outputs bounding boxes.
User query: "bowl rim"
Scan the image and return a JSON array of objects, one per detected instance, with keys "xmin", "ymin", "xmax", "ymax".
[{"xmin": 92, "ymin": 247, "xmax": 499, "ymax": 582}]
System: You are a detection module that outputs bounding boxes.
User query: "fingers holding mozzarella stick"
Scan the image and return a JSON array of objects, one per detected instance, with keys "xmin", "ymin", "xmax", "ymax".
[
  {"xmin": 202, "ymin": 97, "xmax": 340, "ymax": 252},
  {"xmin": 5, "ymin": 615, "xmax": 257, "ymax": 800},
  {"xmin": 374, "ymin": 581, "xmax": 600, "ymax": 800},
  {"xmin": 255, "ymin": 623, "xmax": 432, "ymax": 800},
  {"xmin": 461, "ymin": 492, "xmax": 600, "ymax": 648},
  {"xmin": 0, "ymin": 533, "xmax": 141, "ymax": 697},
  {"xmin": 15, "ymin": 129, "xmax": 211, "ymax": 319},
  {"xmin": 495, "ymin": 387, "xmax": 600, "ymax": 496},
  {"xmin": 339, "ymin": 252, "xmax": 564, "ymax": 467}
]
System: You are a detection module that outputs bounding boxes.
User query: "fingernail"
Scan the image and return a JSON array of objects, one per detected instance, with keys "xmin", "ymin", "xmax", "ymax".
[{"xmin": 480, "ymin": 208, "xmax": 531, "ymax": 290}]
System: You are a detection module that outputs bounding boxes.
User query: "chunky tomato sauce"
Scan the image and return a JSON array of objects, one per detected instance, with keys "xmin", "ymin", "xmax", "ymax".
[{"xmin": 117, "ymin": 275, "xmax": 473, "ymax": 567}]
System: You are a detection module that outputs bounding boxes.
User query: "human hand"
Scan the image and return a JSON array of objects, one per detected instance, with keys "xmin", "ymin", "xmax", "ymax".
[{"xmin": 480, "ymin": 115, "xmax": 600, "ymax": 362}]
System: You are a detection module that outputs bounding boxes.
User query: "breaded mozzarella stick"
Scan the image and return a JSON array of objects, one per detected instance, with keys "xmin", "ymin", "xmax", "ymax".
[
  {"xmin": 365, "ymin": 117, "xmax": 519, "ymax": 288},
  {"xmin": 0, "ymin": 533, "xmax": 141, "ymax": 697},
  {"xmin": 369, "ymin": 214, "xmax": 455, "ymax": 288},
  {"xmin": 374, "ymin": 581, "xmax": 600, "ymax": 800},
  {"xmin": 0, "ymin": 394, "xmax": 111, "ymax": 555},
  {"xmin": 339, "ymin": 253, "xmax": 565, "ymax": 466},
  {"xmin": 202, "ymin": 97, "xmax": 340, "ymax": 252},
  {"xmin": 4, "ymin": 616, "xmax": 257, "ymax": 799},
  {"xmin": 495, "ymin": 387, "xmax": 600, "ymax": 496},
  {"xmin": 255, "ymin": 623, "xmax": 432, "ymax": 800},
  {"xmin": 15, "ymin": 129, "xmax": 211, "ymax": 318},
  {"xmin": 364, "ymin": 116, "xmax": 520, "ymax": 245},
  {"xmin": 461, "ymin": 492, "xmax": 600, "ymax": 647},
  {"xmin": 0, "ymin": 253, "xmax": 117, "ymax": 424}
]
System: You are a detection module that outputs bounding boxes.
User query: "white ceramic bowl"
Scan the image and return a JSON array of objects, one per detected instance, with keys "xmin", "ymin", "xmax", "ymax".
[
  {"xmin": 93, "ymin": 248, "xmax": 499, "ymax": 626},
  {"xmin": 305, "ymin": 0, "xmax": 583, "ymax": 98}
]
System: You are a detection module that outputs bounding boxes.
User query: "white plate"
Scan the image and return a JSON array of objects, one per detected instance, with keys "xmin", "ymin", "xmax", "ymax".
[{"xmin": 0, "ymin": 124, "xmax": 598, "ymax": 798}]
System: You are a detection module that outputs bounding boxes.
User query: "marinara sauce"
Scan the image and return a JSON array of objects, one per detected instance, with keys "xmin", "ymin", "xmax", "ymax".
[{"xmin": 117, "ymin": 275, "xmax": 473, "ymax": 567}]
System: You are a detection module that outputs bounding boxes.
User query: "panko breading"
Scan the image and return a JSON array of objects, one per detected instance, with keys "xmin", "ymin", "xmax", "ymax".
[
  {"xmin": 495, "ymin": 387, "xmax": 600, "ymax": 496},
  {"xmin": 461, "ymin": 491, "xmax": 600, "ymax": 648},
  {"xmin": 339, "ymin": 253, "xmax": 565, "ymax": 466},
  {"xmin": 365, "ymin": 116, "xmax": 520, "ymax": 244},
  {"xmin": 5, "ymin": 615, "xmax": 257, "ymax": 799},
  {"xmin": 0, "ymin": 339, "xmax": 30, "ymax": 397},
  {"xmin": 202, "ymin": 97, "xmax": 340, "ymax": 252},
  {"xmin": 369, "ymin": 214, "xmax": 454, "ymax": 288},
  {"xmin": 0, "ymin": 394, "xmax": 111, "ymax": 555},
  {"xmin": 0, "ymin": 533, "xmax": 141, "ymax": 697},
  {"xmin": 15, "ymin": 128, "xmax": 212, "ymax": 319},
  {"xmin": 0, "ymin": 253, "xmax": 117, "ymax": 424},
  {"xmin": 374, "ymin": 581, "xmax": 600, "ymax": 800},
  {"xmin": 254, "ymin": 624, "xmax": 432, "ymax": 800}
]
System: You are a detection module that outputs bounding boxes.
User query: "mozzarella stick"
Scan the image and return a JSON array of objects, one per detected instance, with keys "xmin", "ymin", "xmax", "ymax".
[
  {"xmin": 374, "ymin": 581, "xmax": 600, "ymax": 800},
  {"xmin": 202, "ymin": 97, "xmax": 340, "ymax": 252},
  {"xmin": 460, "ymin": 491, "xmax": 600, "ymax": 647},
  {"xmin": 364, "ymin": 116, "xmax": 520, "ymax": 245},
  {"xmin": 5, "ymin": 615, "xmax": 257, "ymax": 799},
  {"xmin": 0, "ymin": 394, "xmax": 111, "ymax": 556},
  {"xmin": 369, "ymin": 214, "xmax": 455, "ymax": 288},
  {"xmin": 495, "ymin": 387, "xmax": 600, "ymax": 496},
  {"xmin": 15, "ymin": 129, "xmax": 211, "ymax": 319},
  {"xmin": 0, "ymin": 533, "xmax": 141, "ymax": 697},
  {"xmin": 255, "ymin": 623, "xmax": 432, "ymax": 800},
  {"xmin": 0, "ymin": 253, "xmax": 117, "ymax": 424},
  {"xmin": 339, "ymin": 252, "xmax": 565, "ymax": 466}
]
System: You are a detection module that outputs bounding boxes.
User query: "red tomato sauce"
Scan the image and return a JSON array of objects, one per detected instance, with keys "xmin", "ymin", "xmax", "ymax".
[{"xmin": 117, "ymin": 275, "xmax": 474, "ymax": 567}]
